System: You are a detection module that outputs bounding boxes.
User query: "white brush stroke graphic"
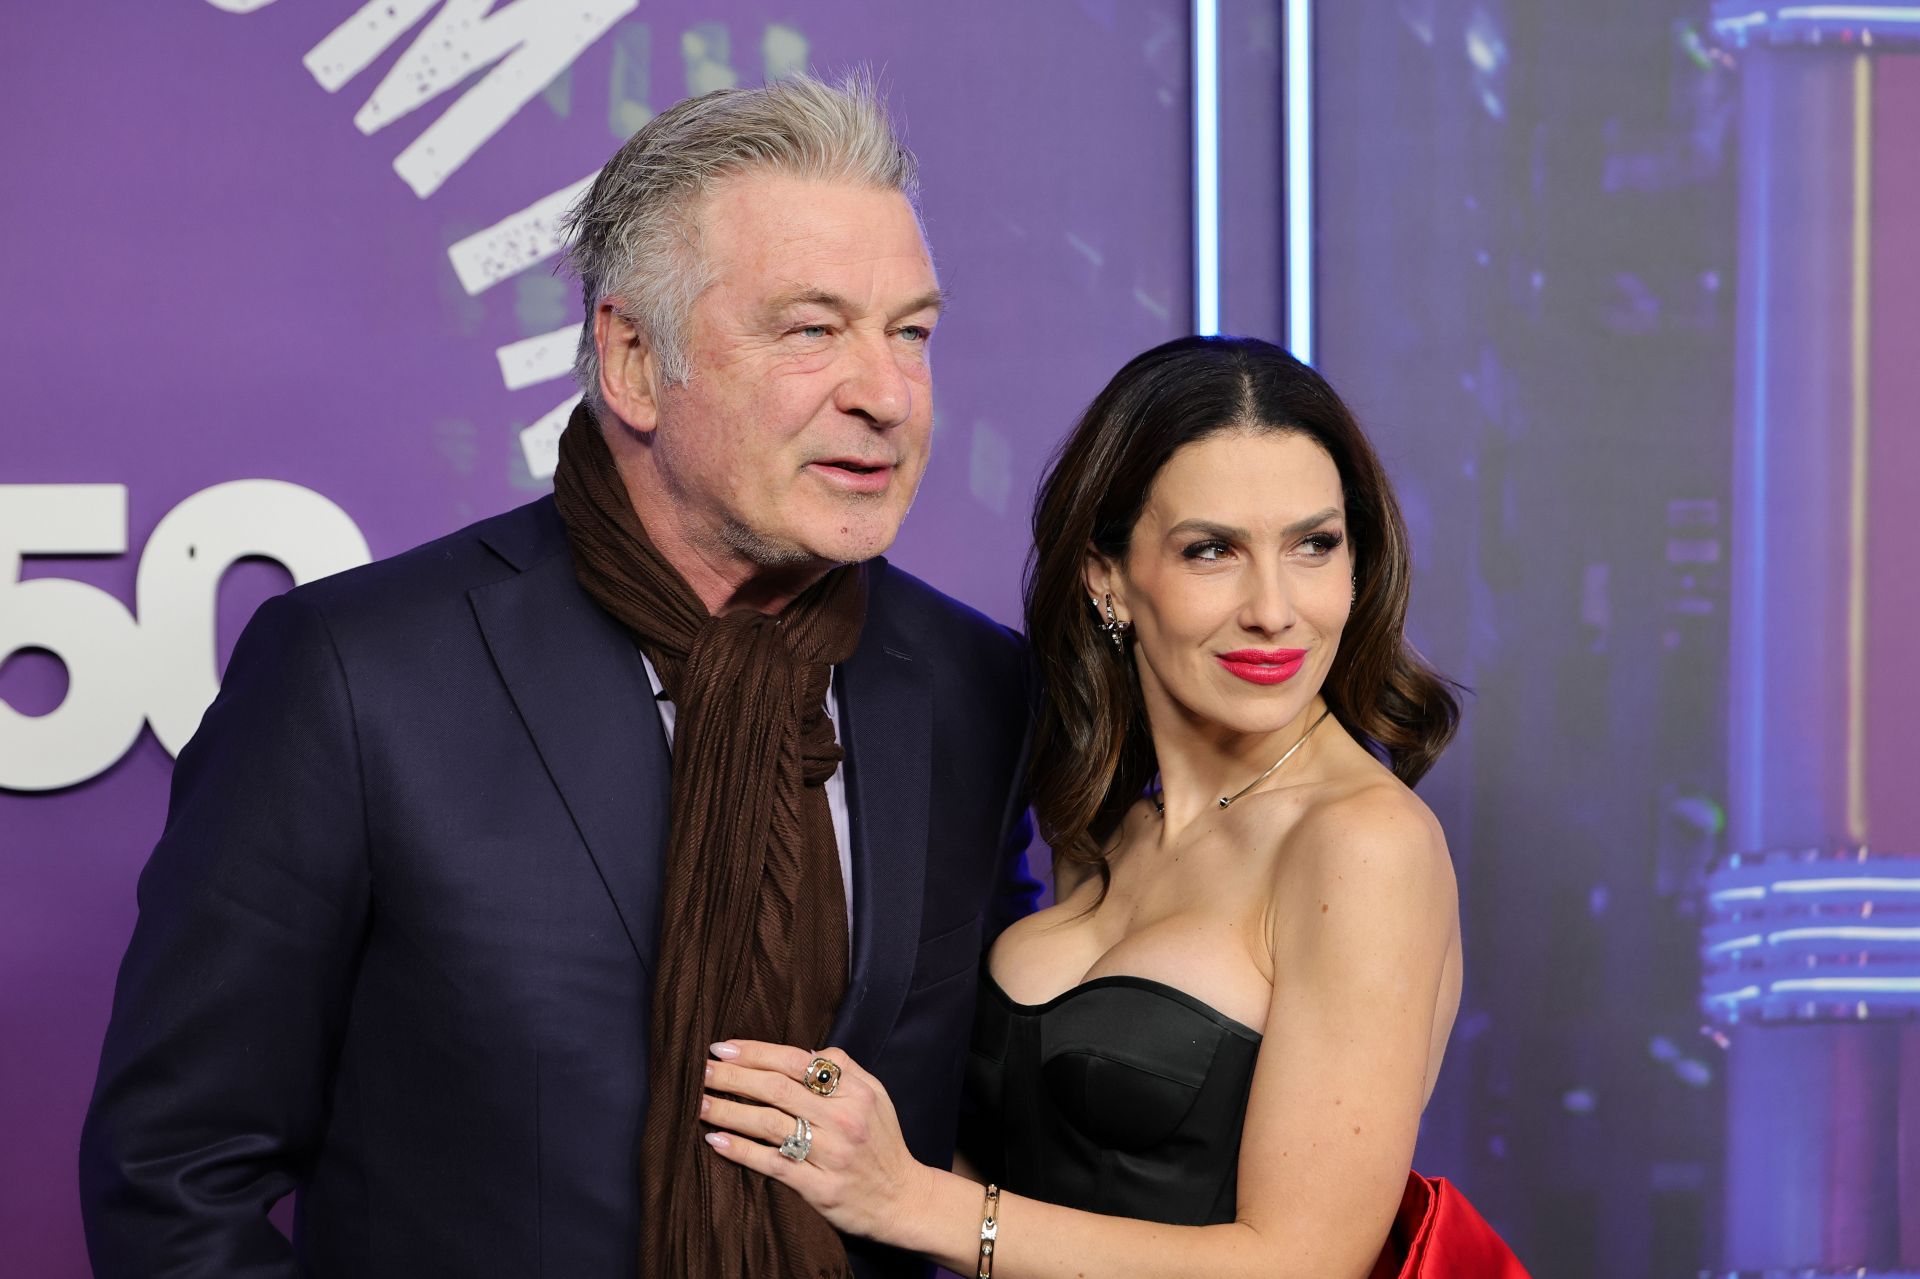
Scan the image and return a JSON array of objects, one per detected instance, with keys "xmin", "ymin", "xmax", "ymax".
[
  {"xmin": 303, "ymin": 0, "xmax": 441, "ymax": 89},
  {"xmin": 521, "ymin": 395, "xmax": 582, "ymax": 480},
  {"xmin": 448, "ymin": 174, "xmax": 595, "ymax": 295},
  {"xmin": 209, "ymin": 5, "xmax": 793, "ymax": 484},
  {"xmin": 305, "ymin": 0, "xmax": 637, "ymax": 197},
  {"xmin": 496, "ymin": 326, "xmax": 577, "ymax": 390}
]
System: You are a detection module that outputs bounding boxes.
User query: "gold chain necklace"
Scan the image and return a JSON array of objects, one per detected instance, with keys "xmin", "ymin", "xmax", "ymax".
[{"xmin": 1152, "ymin": 707, "xmax": 1335, "ymax": 814}]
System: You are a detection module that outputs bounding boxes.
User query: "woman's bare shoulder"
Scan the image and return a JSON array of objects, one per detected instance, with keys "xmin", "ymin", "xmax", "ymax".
[{"xmin": 1271, "ymin": 775, "xmax": 1456, "ymax": 932}]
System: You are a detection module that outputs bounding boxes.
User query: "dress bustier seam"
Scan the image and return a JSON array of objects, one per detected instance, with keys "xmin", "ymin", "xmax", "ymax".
[{"xmin": 982, "ymin": 971, "xmax": 1264, "ymax": 1044}]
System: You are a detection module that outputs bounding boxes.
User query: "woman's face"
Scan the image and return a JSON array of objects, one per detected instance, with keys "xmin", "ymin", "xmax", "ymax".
[{"xmin": 1094, "ymin": 428, "xmax": 1353, "ymax": 740}]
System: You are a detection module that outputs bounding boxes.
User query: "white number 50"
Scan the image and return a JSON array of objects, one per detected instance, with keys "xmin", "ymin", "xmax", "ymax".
[{"xmin": 0, "ymin": 482, "xmax": 371, "ymax": 792}]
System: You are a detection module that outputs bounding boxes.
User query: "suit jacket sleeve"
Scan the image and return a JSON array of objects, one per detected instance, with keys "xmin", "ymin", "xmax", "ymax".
[
  {"xmin": 986, "ymin": 642, "xmax": 1043, "ymax": 943},
  {"xmin": 79, "ymin": 591, "xmax": 372, "ymax": 1278}
]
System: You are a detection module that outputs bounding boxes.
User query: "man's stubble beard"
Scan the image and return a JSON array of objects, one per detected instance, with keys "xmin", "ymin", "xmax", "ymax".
[
  {"xmin": 718, "ymin": 486, "xmax": 908, "ymax": 570},
  {"xmin": 718, "ymin": 514, "xmax": 817, "ymax": 569}
]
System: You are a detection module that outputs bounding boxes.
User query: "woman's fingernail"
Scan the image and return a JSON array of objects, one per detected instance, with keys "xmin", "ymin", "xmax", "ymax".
[
  {"xmin": 710, "ymin": 1042, "xmax": 741, "ymax": 1060},
  {"xmin": 703, "ymin": 1062, "xmax": 712, "ymax": 1081},
  {"xmin": 705, "ymin": 1132, "xmax": 730, "ymax": 1150},
  {"xmin": 700, "ymin": 1095, "xmax": 711, "ymax": 1116}
]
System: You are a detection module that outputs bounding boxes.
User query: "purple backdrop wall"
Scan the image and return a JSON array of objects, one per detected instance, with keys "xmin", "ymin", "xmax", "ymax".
[
  {"xmin": 8, "ymin": 4, "xmax": 1920, "ymax": 1278},
  {"xmin": 1, "ymin": 4, "xmax": 1198, "ymax": 1272}
]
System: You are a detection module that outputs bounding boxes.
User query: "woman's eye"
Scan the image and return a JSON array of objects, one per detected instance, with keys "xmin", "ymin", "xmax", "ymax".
[
  {"xmin": 1300, "ymin": 532, "xmax": 1344, "ymax": 558},
  {"xmin": 1183, "ymin": 540, "xmax": 1232, "ymax": 562}
]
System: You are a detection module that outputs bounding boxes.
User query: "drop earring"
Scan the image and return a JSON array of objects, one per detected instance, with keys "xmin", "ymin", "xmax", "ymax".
[{"xmin": 1098, "ymin": 594, "xmax": 1131, "ymax": 652}]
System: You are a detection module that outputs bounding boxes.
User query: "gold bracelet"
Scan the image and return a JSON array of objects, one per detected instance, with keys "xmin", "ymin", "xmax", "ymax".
[{"xmin": 975, "ymin": 1182, "xmax": 1000, "ymax": 1279}]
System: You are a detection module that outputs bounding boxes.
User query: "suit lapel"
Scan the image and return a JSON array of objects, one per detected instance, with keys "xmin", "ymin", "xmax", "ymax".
[
  {"xmin": 470, "ymin": 542, "xmax": 670, "ymax": 973},
  {"xmin": 466, "ymin": 514, "xmax": 930, "ymax": 1032},
  {"xmin": 828, "ymin": 585, "xmax": 932, "ymax": 1061}
]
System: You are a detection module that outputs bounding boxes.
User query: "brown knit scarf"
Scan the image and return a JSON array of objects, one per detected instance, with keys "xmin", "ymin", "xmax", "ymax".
[{"xmin": 552, "ymin": 407, "xmax": 862, "ymax": 1279}]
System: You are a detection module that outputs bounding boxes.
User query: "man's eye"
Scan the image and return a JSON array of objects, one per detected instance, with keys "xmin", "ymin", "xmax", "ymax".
[
  {"xmin": 896, "ymin": 325, "xmax": 930, "ymax": 343},
  {"xmin": 791, "ymin": 324, "xmax": 831, "ymax": 339}
]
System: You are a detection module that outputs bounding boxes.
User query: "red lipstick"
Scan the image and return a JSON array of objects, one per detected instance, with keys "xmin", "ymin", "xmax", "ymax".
[{"xmin": 1215, "ymin": 648, "xmax": 1307, "ymax": 686}]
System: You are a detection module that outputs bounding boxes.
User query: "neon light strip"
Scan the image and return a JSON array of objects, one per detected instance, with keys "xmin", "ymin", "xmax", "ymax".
[
  {"xmin": 1772, "ymin": 976, "xmax": 1920, "ymax": 994},
  {"xmin": 1193, "ymin": 0, "xmax": 1220, "ymax": 336},
  {"xmin": 1778, "ymin": 5, "xmax": 1920, "ymax": 22},
  {"xmin": 1716, "ymin": 9, "xmax": 1770, "ymax": 28},
  {"xmin": 1847, "ymin": 54, "xmax": 1872, "ymax": 842},
  {"xmin": 1706, "ymin": 934, "xmax": 1765, "ymax": 954},
  {"xmin": 1768, "ymin": 925, "xmax": 1920, "ymax": 943},
  {"xmin": 1705, "ymin": 985, "xmax": 1763, "ymax": 1003},
  {"xmin": 1771, "ymin": 877, "xmax": 1920, "ymax": 893},
  {"xmin": 1709, "ymin": 886, "xmax": 1768, "ymax": 904},
  {"xmin": 1284, "ymin": 0, "xmax": 1313, "ymax": 362},
  {"xmin": 1737, "ymin": 69, "xmax": 1773, "ymax": 850}
]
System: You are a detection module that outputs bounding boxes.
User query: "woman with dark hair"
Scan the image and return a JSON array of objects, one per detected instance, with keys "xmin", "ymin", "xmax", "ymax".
[{"xmin": 698, "ymin": 336, "xmax": 1526, "ymax": 1277}]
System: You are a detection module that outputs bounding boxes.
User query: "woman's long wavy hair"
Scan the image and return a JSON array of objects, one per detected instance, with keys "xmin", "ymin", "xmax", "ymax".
[{"xmin": 1024, "ymin": 335, "xmax": 1461, "ymax": 889}]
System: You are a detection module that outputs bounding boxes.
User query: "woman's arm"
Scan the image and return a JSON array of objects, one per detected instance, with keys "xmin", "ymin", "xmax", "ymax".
[{"xmin": 702, "ymin": 788, "xmax": 1459, "ymax": 1279}]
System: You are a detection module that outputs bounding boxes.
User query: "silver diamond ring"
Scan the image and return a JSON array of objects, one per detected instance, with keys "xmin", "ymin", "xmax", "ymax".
[{"xmin": 777, "ymin": 1113, "xmax": 812, "ymax": 1163}]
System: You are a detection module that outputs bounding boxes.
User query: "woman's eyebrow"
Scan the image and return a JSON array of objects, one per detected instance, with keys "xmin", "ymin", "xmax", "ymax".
[
  {"xmin": 1166, "ymin": 518, "xmax": 1249, "ymax": 542},
  {"xmin": 1165, "ymin": 508, "xmax": 1341, "ymax": 541},
  {"xmin": 1281, "ymin": 507, "xmax": 1344, "ymax": 535}
]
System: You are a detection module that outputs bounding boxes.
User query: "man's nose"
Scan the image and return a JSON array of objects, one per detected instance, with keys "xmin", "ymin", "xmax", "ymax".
[{"xmin": 835, "ymin": 333, "xmax": 913, "ymax": 428}]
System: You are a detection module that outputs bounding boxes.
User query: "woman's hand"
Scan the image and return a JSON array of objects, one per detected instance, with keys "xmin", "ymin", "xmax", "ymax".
[{"xmin": 700, "ymin": 1040, "xmax": 938, "ymax": 1246}]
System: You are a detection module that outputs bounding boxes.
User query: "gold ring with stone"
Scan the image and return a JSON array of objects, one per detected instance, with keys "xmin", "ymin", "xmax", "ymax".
[{"xmin": 804, "ymin": 1056, "xmax": 842, "ymax": 1097}]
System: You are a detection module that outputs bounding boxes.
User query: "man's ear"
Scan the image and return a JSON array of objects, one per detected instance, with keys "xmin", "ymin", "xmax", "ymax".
[{"xmin": 595, "ymin": 302, "xmax": 661, "ymax": 434}]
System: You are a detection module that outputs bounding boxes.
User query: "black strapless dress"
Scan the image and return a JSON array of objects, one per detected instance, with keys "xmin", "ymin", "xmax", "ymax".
[{"xmin": 961, "ymin": 969, "xmax": 1263, "ymax": 1226}]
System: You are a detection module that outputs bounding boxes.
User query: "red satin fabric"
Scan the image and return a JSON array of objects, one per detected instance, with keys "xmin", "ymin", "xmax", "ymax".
[{"xmin": 1370, "ymin": 1172, "xmax": 1532, "ymax": 1278}]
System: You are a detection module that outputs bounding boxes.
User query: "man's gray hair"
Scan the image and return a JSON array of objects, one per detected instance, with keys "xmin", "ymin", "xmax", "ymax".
[{"xmin": 562, "ymin": 71, "xmax": 919, "ymax": 404}]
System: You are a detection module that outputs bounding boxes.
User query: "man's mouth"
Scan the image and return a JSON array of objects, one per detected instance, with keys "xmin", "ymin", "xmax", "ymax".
[{"xmin": 807, "ymin": 459, "xmax": 896, "ymax": 492}]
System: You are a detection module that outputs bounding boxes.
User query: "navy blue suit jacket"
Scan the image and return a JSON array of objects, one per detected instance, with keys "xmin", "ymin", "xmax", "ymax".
[{"xmin": 80, "ymin": 497, "xmax": 1038, "ymax": 1278}]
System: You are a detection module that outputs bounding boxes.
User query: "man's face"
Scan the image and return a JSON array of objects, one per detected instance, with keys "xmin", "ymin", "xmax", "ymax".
[{"xmin": 640, "ymin": 172, "xmax": 941, "ymax": 570}]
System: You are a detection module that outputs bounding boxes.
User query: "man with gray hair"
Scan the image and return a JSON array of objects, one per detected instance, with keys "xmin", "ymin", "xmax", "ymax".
[{"xmin": 80, "ymin": 74, "xmax": 1038, "ymax": 1279}]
